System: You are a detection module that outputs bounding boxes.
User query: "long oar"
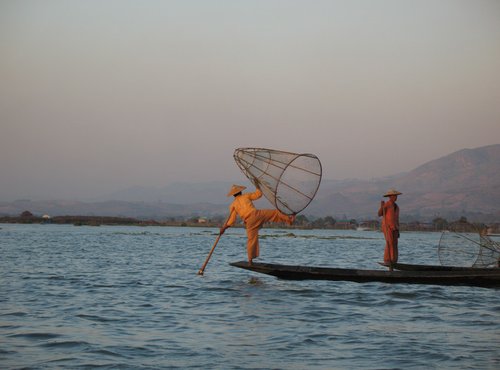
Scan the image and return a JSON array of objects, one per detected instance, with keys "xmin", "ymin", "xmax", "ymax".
[
  {"xmin": 197, "ymin": 232, "xmax": 223, "ymax": 275},
  {"xmin": 197, "ymin": 216, "xmax": 230, "ymax": 275}
]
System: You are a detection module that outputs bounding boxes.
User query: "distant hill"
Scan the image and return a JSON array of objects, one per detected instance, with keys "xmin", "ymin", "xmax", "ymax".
[
  {"xmin": 307, "ymin": 144, "xmax": 500, "ymax": 221},
  {"xmin": 1, "ymin": 144, "xmax": 499, "ymax": 222}
]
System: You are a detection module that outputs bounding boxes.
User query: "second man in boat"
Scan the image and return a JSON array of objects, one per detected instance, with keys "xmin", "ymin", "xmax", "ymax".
[{"xmin": 378, "ymin": 189, "xmax": 402, "ymax": 270}]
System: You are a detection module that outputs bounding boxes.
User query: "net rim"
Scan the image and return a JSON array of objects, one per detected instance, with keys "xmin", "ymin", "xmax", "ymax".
[
  {"xmin": 233, "ymin": 147, "xmax": 322, "ymax": 215},
  {"xmin": 275, "ymin": 154, "xmax": 322, "ymax": 215}
]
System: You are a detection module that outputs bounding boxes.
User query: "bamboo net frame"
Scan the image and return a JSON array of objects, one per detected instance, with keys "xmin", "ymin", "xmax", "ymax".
[{"xmin": 233, "ymin": 148, "xmax": 322, "ymax": 215}]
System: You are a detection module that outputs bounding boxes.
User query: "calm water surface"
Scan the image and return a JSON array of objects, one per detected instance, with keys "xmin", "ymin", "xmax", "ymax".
[{"xmin": 1, "ymin": 224, "xmax": 499, "ymax": 369}]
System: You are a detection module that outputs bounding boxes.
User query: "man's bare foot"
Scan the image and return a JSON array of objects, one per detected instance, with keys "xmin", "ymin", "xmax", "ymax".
[{"xmin": 248, "ymin": 259, "xmax": 253, "ymax": 266}]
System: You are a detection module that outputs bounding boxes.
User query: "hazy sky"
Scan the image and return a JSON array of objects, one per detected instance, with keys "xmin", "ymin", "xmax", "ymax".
[{"xmin": 1, "ymin": 0, "xmax": 500, "ymax": 201}]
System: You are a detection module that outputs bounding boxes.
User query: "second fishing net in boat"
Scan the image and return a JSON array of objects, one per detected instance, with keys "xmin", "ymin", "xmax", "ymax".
[
  {"xmin": 476, "ymin": 234, "xmax": 500, "ymax": 268},
  {"xmin": 438, "ymin": 223, "xmax": 500, "ymax": 268},
  {"xmin": 233, "ymin": 148, "xmax": 322, "ymax": 215}
]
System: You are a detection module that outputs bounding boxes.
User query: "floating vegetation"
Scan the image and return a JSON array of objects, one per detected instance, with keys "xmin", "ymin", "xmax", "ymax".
[
  {"xmin": 259, "ymin": 233, "xmax": 376, "ymax": 240},
  {"xmin": 248, "ymin": 277, "xmax": 265, "ymax": 286},
  {"xmin": 111, "ymin": 231, "xmax": 162, "ymax": 236}
]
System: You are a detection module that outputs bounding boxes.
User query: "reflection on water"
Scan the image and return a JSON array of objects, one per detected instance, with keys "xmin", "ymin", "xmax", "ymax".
[{"xmin": 1, "ymin": 224, "xmax": 499, "ymax": 369}]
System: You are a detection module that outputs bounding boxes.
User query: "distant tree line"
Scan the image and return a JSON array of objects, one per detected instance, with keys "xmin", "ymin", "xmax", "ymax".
[{"xmin": 1, "ymin": 211, "xmax": 498, "ymax": 233}]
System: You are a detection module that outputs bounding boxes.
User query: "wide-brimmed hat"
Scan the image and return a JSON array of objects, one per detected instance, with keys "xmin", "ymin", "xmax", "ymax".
[
  {"xmin": 227, "ymin": 184, "xmax": 246, "ymax": 197},
  {"xmin": 383, "ymin": 189, "xmax": 402, "ymax": 197}
]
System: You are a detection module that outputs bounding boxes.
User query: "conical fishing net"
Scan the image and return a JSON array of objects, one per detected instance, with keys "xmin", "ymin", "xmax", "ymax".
[
  {"xmin": 234, "ymin": 148, "xmax": 322, "ymax": 215},
  {"xmin": 476, "ymin": 235, "xmax": 500, "ymax": 268},
  {"xmin": 438, "ymin": 231, "xmax": 481, "ymax": 267},
  {"xmin": 438, "ymin": 223, "xmax": 500, "ymax": 267}
]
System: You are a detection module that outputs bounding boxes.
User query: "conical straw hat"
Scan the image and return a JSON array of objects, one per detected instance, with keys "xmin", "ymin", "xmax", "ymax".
[
  {"xmin": 383, "ymin": 189, "xmax": 402, "ymax": 197},
  {"xmin": 227, "ymin": 184, "xmax": 246, "ymax": 197}
]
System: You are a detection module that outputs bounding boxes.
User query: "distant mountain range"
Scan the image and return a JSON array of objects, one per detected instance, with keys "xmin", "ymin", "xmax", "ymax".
[
  {"xmin": 1, "ymin": 144, "xmax": 499, "ymax": 222},
  {"xmin": 308, "ymin": 144, "xmax": 500, "ymax": 221}
]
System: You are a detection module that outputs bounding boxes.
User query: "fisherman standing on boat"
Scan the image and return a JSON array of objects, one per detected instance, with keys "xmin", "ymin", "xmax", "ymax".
[
  {"xmin": 378, "ymin": 189, "xmax": 402, "ymax": 271},
  {"xmin": 220, "ymin": 184, "xmax": 295, "ymax": 265}
]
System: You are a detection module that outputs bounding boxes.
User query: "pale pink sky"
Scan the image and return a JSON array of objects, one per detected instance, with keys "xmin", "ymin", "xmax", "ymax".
[{"xmin": 1, "ymin": 0, "xmax": 500, "ymax": 200}]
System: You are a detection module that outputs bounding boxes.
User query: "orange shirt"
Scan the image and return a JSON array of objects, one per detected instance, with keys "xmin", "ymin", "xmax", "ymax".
[
  {"xmin": 227, "ymin": 189, "xmax": 262, "ymax": 226},
  {"xmin": 378, "ymin": 199, "xmax": 400, "ymax": 231}
]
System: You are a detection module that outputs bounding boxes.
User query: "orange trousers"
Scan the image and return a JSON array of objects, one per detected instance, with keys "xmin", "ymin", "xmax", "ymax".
[
  {"xmin": 245, "ymin": 209, "xmax": 290, "ymax": 261},
  {"xmin": 383, "ymin": 227, "xmax": 399, "ymax": 265}
]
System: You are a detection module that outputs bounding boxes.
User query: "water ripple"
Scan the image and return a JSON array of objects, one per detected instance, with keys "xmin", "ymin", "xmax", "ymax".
[{"xmin": 1, "ymin": 225, "xmax": 499, "ymax": 369}]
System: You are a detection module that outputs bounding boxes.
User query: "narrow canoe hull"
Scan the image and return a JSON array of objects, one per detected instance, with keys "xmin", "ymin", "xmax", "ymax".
[
  {"xmin": 380, "ymin": 262, "xmax": 500, "ymax": 272},
  {"xmin": 230, "ymin": 261, "xmax": 500, "ymax": 288}
]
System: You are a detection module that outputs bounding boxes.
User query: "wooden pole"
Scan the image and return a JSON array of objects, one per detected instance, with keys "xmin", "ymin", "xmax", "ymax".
[
  {"xmin": 197, "ymin": 232, "xmax": 223, "ymax": 275},
  {"xmin": 381, "ymin": 199, "xmax": 393, "ymax": 271},
  {"xmin": 197, "ymin": 215, "xmax": 231, "ymax": 275}
]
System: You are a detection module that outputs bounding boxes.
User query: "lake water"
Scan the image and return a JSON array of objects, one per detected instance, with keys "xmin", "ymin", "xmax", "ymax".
[{"xmin": 1, "ymin": 223, "xmax": 499, "ymax": 369}]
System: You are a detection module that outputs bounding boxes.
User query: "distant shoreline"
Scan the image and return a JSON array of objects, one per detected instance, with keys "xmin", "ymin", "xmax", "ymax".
[{"xmin": 2, "ymin": 215, "xmax": 499, "ymax": 233}]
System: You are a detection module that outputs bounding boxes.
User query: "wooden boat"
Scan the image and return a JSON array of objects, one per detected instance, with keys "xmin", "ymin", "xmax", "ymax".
[
  {"xmin": 378, "ymin": 262, "xmax": 500, "ymax": 272},
  {"xmin": 230, "ymin": 261, "xmax": 500, "ymax": 288}
]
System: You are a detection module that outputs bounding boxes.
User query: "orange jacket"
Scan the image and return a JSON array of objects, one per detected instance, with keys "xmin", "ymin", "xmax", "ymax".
[
  {"xmin": 226, "ymin": 189, "xmax": 263, "ymax": 226},
  {"xmin": 378, "ymin": 199, "xmax": 400, "ymax": 231}
]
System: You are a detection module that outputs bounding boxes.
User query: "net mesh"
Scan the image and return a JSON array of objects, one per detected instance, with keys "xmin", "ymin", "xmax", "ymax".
[
  {"xmin": 438, "ymin": 223, "xmax": 500, "ymax": 267},
  {"xmin": 438, "ymin": 231, "xmax": 481, "ymax": 267},
  {"xmin": 476, "ymin": 235, "xmax": 500, "ymax": 268},
  {"xmin": 234, "ymin": 148, "xmax": 322, "ymax": 215}
]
